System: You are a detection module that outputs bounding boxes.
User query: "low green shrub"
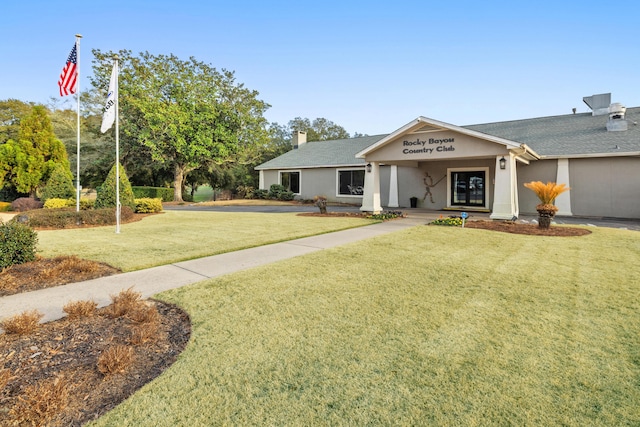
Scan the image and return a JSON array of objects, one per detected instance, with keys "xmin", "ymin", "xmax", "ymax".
[
  {"xmin": 40, "ymin": 163, "xmax": 75, "ymax": 201},
  {"xmin": 79, "ymin": 198, "xmax": 95, "ymax": 210},
  {"xmin": 430, "ymin": 216, "xmax": 463, "ymax": 226},
  {"xmin": 0, "ymin": 221, "xmax": 38, "ymax": 269},
  {"xmin": 132, "ymin": 186, "xmax": 174, "ymax": 202},
  {"xmin": 367, "ymin": 210, "xmax": 405, "ymax": 221},
  {"xmin": 43, "ymin": 198, "xmax": 74, "ymax": 209},
  {"xmin": 95, "ymin": 163, "xmax": 136, "ymax": 210},
  {"xmin": 268, "ymin": 184, "xmax": 286, "ymax": 199},
  {"xmin": 252, "ymin": 189, "xmax": 268, "ymax": 199},
  {"xmin": 236, "ymin": 185, "xmax": 254, "ymax": 199},
  {"xmin": 0, "ymin": 201, "xmax": 10, "ymax": 212},
  {"xmin": 12, "ymin": 206, "xmax": 134, "ymax": 228},
  {"xmin": 135, "ymin": 198, "xmax": 163, "ymax": 213}
]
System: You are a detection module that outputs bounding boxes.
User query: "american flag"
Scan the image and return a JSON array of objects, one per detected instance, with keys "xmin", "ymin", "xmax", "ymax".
[{"xmin": 58, "ymin": 43, "xmax": 77, "ymax": 96}]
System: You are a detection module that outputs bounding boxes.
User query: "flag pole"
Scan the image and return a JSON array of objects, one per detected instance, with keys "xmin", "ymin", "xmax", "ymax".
[
  {"xmin": 114, "ymin": 55, "xmax": 120, "ymax": 234},
  {"xmin": 75, "ymin": 34, "xmax": 82, "ymax": 212}
]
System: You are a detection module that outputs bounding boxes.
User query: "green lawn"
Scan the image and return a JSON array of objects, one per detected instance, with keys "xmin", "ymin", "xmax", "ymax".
[
  {"xmin": 36, "ymin": 211, "xmax": 376, "ymax": 271},
  {"xmin": 87, "ymin": 225, "xmax": 640, "ymax": 426}
]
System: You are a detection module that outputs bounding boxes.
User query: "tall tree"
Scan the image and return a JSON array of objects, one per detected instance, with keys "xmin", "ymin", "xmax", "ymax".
[
  {"xmin": 0, "ymin": 105, "xmax": 70, "ymax": 197},
  {"xmin": 0, "ymin": 99, "xmax": 35, "ymax": 144},
  {"xmin": 90, "ymin": 50, "xmax": 270, "ymax": 202},
  {"xmin": 288, "ymin": 117, "xmax": 350, "ymax": 141}
]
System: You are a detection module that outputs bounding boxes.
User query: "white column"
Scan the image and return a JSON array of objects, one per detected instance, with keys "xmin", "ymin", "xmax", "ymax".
[
  {"xmin": 491, "ymin": 154, "xmax": 519, "ymax": 220},
  {"xmin": 388, "ymin": 165, "xmax": 399, "ymax": 208},
  {"xmin": 360, "ymin": 161, "xmax": 382, "ymax": 213},
  {"xmin": 555, "ymin": 158, "xmax": 573, "ymax": 216},
  {"xmin": 259, "ymin": 170, "xmax": 265, "ymax": 190}
]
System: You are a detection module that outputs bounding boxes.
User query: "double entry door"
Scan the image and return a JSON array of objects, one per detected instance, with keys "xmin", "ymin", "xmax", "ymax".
[{"xmin": 451, "ymin": 171, "xmax": 485, "ymax": 207}]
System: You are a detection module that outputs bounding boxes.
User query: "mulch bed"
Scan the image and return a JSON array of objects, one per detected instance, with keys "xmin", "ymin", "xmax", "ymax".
[
  {"xmin": 464, "ymin": 220, "xmax": 592, "ymax": 236},
  {"xmin": 0, "ymin": 300, "xmax": 191, "ymax": 427}
]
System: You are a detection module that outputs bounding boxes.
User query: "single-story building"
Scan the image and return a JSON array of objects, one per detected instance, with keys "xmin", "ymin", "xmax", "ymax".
[{"xmin": 256, "ymin": 93, "xmax": 640, "ymax": 219}]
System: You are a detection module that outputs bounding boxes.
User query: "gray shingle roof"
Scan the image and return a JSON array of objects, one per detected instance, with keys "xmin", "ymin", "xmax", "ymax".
[
  {"xmin": 256, "ymin": 134, "xmax": 386, "ymax": 170},
  {"xmin": 464, "ymin": 107, "xmax": 640, "ymax": 157},
  {"xmin": 257, "ymin": 108, "xmax": 640, "ymax": 170}
]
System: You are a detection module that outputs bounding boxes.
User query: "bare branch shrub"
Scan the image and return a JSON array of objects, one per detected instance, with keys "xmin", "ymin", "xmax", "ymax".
[
  {"xmin": 9, "ymin": 374, "xmax": 71, "ymax": 425},
  {"xmin": 63, "ymin": 300, "xmax": 98, "ymax": 319},
  {"xmin": 97, "ymin": 344, "xmax": 136, "ymax": 375}
]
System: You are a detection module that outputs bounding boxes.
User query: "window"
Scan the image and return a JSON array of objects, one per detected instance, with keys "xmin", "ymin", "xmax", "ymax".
[
  {"xmin": 338, "ymin": 169, "xmax": 365, "ymax": 196},
  {"xmin": 280, "ymin": 171, "xmax": 300, "ymax": 194}
]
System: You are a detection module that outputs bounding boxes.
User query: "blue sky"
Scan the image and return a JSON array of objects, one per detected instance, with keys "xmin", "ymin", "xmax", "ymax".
[{"xmin": 2, "ymin": 0, "xmax": 640, "ymax": 135}]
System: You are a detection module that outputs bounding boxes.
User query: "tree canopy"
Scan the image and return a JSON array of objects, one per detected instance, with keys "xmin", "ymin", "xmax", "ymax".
[
  {"xmin": 0, "ymin": 105, "xmax": 70, "ymax": 197},
  {"xmin": 288, "ymin": 117, "xmax": 351, "ymax": 141},
  {"xmin": 90, "ymin": 50, "xmax": 271, "ymax": 202}
]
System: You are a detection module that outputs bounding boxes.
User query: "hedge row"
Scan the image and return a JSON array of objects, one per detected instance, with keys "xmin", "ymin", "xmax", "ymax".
[
  {"xmin": 12, "ymin": 206, "xmax": 135, "ymax": 229},
  {"xmin": 132, "ymin": 186, "xmax": 174, "ymax": 202}
]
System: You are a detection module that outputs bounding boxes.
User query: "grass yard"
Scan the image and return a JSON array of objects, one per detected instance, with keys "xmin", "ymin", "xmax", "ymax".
[
  {"xmin": 36, "ymin": 211, "xmax": 376, "ymax": 271},
  {"xmin": 88, "ymin": 225, "xmax": 640, "ymax": 426}
]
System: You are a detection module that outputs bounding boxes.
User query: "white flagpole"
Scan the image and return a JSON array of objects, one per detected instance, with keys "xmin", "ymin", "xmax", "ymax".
[
  {"xmin": 75, "ymin": 34, "xmax": 82, "ymax": 212},
  {"xmin": 114, "ymin": 55, "xmax": 121, "ymax": 234}
]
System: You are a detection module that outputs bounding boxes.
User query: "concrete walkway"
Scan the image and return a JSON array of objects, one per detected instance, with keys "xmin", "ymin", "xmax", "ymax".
[
  {"xmin": 0, "ymin": 215, "xmax": 429, "ymax": 324},
  {"xmin": 2, "ymin": 209, "xmax": 638, "ymax": 325}
]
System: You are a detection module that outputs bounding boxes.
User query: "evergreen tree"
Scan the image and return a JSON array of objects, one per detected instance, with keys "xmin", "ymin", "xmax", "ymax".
[
  {"xmin": 41, "ymin": 163, "xmax": 75, "ymax": 201},
  {"xmin": 95, "ymin": 162, "xmax": 136, "ymax": 210}
]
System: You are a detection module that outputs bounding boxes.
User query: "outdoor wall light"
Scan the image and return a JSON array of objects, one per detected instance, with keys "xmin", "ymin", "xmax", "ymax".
[
  {"xmin": 366, "ymin": 163, "xmax": 372, "ymax": 173},
  {"xmin": 499, "ymin": 157, "xmax": 506, "ymax": 170}
]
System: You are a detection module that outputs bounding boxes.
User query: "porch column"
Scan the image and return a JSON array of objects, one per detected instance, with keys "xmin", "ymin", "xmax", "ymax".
[
  {"xmin": 360, "ymin": 161, "xmax": 382, "ymax": 213},
  {"xmin": 555, "ymin": 158, "xmax": 573, "ymax": 216},
  {"xmin": 388, "ymin": 165, "xmax": 399, "ymax": 208},
  {"xmin": 259, "ymin": 170, "xmax": 265, "ymax": 190},
  {"xmin": 491, "ymin": 154, "xmax": 519, "ymax": 220}
]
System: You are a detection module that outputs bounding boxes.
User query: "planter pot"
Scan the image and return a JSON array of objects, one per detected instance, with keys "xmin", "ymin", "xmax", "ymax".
[
  {"xmin": 536, "ymin": 209, "xmax": 556, "ymax": 229},
  {"xmin": 410, "ymin": 197, "xmax": 418, "ymax": 208}
]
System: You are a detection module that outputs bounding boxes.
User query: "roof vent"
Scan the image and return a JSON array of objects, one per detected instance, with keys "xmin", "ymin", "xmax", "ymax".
[
  {"xmin": 606, "ymin": 103, "xmax": 628, "ymax": 132},
  {"xmin": 583, "ymin": 93, "xmax": 611, "ymax": 116}
]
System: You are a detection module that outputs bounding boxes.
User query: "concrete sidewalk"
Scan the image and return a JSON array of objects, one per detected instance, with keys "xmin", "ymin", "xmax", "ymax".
[{"xmin": 0, "ymin": 216, "xmax": 428, "ymax": 324}]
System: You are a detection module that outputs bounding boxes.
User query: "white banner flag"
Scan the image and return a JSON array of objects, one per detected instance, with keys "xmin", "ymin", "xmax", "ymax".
[{"xmin": 100, "ymin": 62, "xmax": 117, "ymax": 133}]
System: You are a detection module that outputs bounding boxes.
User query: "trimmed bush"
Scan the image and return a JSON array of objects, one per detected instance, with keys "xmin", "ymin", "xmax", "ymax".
[
  {"xmin": 0, "ymin": 201, "xmax": 10, "ymax": 212},
  {"xmin": 79, "ymin": 198, "xmax": 95, "ymax": 210},
  {"xmin": 10, "ymin": 197, "xmax": 43, "ymax": 212},
  {"xmin": 0, "ymin": 221, "xmax": 38, "ymax": 269},
  {"xmin": 268, "ymin": 184, "xmax": 286, "ymax": 199},
  {"xmin": 132, "ymin": 186, "xmax": 174, "ymax": 202},
  {"xmin": 134, "ymin": 198, "xmax": 163, "ymax": 213},
  {"xmin": 11, "ymin": 206, "xmax": 134, "ymax": 228},
  {"xmin": 95, "ymin": 163, "xmax": 136, "ymax": 211},
  {"xmin": 43, "ymin": 198, "xmax": 74, "ymax": 209},
  {"xmin": 252, "ymin": 189, "xmax": 268, "ymax": 199},
  {"xmin": 40, "ymin": 163, "xmax": 75, "ymax": 201}
]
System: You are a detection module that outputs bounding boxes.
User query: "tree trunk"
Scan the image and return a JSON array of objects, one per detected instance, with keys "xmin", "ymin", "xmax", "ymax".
[{"xmin": 173, "ymin": 164, "xmax": 184, "ymax": 202}]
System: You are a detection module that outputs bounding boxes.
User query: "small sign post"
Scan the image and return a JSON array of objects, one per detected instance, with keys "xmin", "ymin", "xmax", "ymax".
[{"xmin": 461, "ymin": 211, "xmax": 468, "ymax": 228}]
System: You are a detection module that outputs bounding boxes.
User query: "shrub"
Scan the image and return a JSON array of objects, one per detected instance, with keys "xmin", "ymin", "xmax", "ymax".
[
  {"xmin": 9, "ymin": 374, "xmax": 71, "ymax": 425},
  {"xmin": 127, "ymin": 303, "xmax": 160, "ymax": 324},
  {"xmin": 63, "ymin": 300, "xmax": 98, "ymax": 319},
  {"xmin": 95, "ymin": 163, "xmax": 136, "ymax": 210},
  {"xmin": 43, "ymin": 198, "xmax": 73, "ymax": 209},
  {"xmin": 132, "ymin": 186, "xmax": 174, "ymax": 202},
  {"xmin": 430, "ymin": 216, "xmax": 463, "ymax": 226},
  {"xmin": 367, "ymin": 210, "xmax": 405, "ymax": 221},
  {"xmin": 278, "ymin": 191, "xmax": 295, "ymax": 201},
  {"xmin": 79, "ymin": 197, "xmax": 95, "ymax": 210},
  {"xmin": 252, "ymin": 189, "xmax": 268, "ymax": 199},
  {"xmin": 236, "ymin": 185, "xmax": 254, "ymax": 199},
  {"xmin": 0, "ymin": 221, "xmax": 38, "ymax": 269},
  {"xmin": 0, "ymin": 201, "xmax": 10, "ymax": 212},
  {"xmin": 129, "ymin": 322, "xmax": 160, "ymax": 346},
  {"xmin": 0, "ymin": 310, "xmax": 43, "ymax": 335},
  {"xmin": 12, "ymin": 206, "xmax": 134, "ymax": 228},
  {"xmin": 97, "ymin": 344, "xmax": 136, "ymax": 375},
  {"xmin": 134, "ymin": 197, "xmax": 163, "ymax": 213},
  {"xmin": 10, "ymin": 197, "xmax": 43, "ymax": 212},
  {"xmin": 268, "ymin": 184, "xmax": 287, "ymax": 199},
  {"xmin": 40, "ymin": 163, "xmax": 75, "ymax": 201},
  {"xmin": 106, "ymin": 288, "xmax": 143, "ymax": 318}
]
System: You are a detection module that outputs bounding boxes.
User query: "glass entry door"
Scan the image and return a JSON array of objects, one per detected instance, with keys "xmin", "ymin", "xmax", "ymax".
[{"xmin": 451, "ymin": 171, "xmax": 485, "ymax": 206}]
